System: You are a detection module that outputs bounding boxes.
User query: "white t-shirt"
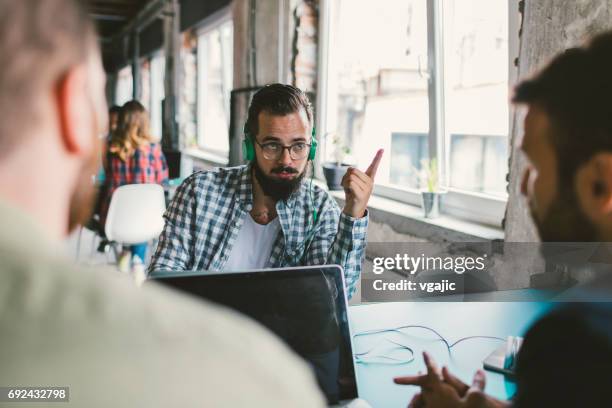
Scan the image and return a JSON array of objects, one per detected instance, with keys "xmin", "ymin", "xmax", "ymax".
[{"xmin": 224, "ymin": 213, "xmax": 281, "ymax": 271}]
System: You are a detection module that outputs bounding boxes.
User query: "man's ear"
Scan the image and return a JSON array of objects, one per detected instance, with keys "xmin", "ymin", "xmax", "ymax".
[
  {"xmin": 575, "ymin": 153, "xmax": 612, "ymax": 219},
  {"xmin": 55, "ymin": 65, "xmax": 93, "ymax": 155}
]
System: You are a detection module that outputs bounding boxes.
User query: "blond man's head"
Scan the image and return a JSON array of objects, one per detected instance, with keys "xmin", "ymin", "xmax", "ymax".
[{"xmin": 0, "ymin": 0, "xmax": 109, "ymax": 236}]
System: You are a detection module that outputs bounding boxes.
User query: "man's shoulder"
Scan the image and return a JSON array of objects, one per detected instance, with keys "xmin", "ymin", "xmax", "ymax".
[
  {"xmin": 0, "ymin": 248, "xmax": 325, "ymax": 406},
  {"xmin": 181, "ymin": 165, "xmax": 247, "ymax": 193}
]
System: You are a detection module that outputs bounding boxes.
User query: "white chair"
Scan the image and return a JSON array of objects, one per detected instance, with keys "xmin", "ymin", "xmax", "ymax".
[{"xmin": 104, "ymin": 184, "xmax": 166, "ymax": 263}]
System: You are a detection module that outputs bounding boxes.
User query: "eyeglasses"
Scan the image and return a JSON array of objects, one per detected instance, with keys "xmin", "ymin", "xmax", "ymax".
[{"xmin": 255, "ymin": 140, "xmax": 311, "ymax": 161}]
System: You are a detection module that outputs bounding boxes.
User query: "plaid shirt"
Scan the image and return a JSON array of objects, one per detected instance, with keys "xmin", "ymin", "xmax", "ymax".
[
  {"xmin": 100, "ymin": 142, "xmax": 169, "ymax": 225},
  {"xmin": 148, "ymin": 164, "xmax": 368, "ymax": 298}
]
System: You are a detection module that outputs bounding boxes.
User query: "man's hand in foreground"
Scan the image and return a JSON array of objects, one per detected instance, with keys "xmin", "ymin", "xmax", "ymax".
[{"xmin": 393, "ymin": 352, "xmax": 509, "ymax": 408}]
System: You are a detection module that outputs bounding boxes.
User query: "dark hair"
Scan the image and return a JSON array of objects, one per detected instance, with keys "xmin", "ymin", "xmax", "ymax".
[
  {"xmin": 245, "ymin": 83, "xmax": 313, "ymax": 138},
  {"xmin": 514, "ymin": 303, "xmax": 612, "ymax": 407},
  {"xmin": 109, "ymin": 105, "xmax": 122, "ymax": 115},
  {"xmin": 513, "ymin": 31, "xmax": 612, "ymax": 184}
]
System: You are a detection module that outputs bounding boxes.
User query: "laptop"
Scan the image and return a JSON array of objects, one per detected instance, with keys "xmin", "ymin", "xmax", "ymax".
[{"xmin": 148, "ymin": 265, "xmax": 368, "ymax": 407}]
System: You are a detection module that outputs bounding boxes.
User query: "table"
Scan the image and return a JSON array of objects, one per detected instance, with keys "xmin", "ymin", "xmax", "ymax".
[{"xmin": 349, "ymin": 301, "xmax": 552, "ymax": 407}]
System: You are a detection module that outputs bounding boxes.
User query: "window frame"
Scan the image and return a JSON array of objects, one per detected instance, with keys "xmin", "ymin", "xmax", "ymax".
[
  {"xmin": 148, "ymin": 50, "xmax": 166, "ymax": 142},
  {"xmin": 115, "ymin": 65, "xmax": 134, "ymax": 106},
  {"xmin": 138, "ymin": 56, "xmax": 151, "ymax": 112},
  {"xmin": 194, "ymin": 6, "xmax": 233, "ymax": 158},
  {"xmin": 317, "ymin": 0, "xmax": 519, "ymax": 227}
]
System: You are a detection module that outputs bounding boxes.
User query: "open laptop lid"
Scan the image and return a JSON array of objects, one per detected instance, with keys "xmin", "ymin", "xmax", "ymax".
[{"xmin": 149, "ymin": 265, "xmax": 359, "ymax": 404}]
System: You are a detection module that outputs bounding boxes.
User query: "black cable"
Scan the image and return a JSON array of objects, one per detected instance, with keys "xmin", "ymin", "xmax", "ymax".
[
  {"xmin": 449, "ymin": 335, "xmax": 506, "ymax": 349},
  {"xmin": 355, "ymin": 338, "xmax": 415, "ymax": 365},
  {"xmin": 353, "ymin": 325, "xmax": 504, "ymax": 365}
]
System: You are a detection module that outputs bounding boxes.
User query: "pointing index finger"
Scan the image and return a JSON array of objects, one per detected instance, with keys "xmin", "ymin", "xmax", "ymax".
[
  {"xmin": 423, "ymin": 352, "xmax": 441, "ymax": 379},
  {"xmin": 365, "ymin": 149, "xmax": 384, "ymax": 179}
]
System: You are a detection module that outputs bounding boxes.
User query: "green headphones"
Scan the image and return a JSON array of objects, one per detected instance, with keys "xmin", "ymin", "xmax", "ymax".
[{"xmin": 242, "ymin": 124, "xmax": 318, "ymax": 162}]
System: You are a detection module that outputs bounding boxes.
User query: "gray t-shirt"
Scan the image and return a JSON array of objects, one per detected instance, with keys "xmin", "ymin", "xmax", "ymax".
[{"xmin": 0, "ymin": 200, "xmax": 326, "ymax": 408}]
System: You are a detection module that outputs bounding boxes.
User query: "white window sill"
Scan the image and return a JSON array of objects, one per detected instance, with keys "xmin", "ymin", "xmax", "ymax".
[{"xmin": 317, "ymin": 180, "xmax": 503, "ymax": 242}]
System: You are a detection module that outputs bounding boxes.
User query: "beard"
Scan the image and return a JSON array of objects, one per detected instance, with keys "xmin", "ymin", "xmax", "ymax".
[
  {"xmin": 531, "ymin": 186, "xmax": 599, "ymax": 242},
  {"xmin": 252, "ymin": 159, "xmax": 307, "ymax": 201},
  {"xmin": 67, "ymin": 139, "xmax": 100, "ymax": 234}
]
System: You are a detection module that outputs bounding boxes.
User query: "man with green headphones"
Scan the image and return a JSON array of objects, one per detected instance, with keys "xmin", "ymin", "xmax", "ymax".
[{"xmin": 149, "ymin": 83, "xmax": 383, "ymax": 298}]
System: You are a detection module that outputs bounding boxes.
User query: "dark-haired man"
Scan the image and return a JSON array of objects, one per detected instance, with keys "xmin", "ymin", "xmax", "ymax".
[
  {"xmin": 0, "ymin": 1, "xmax": 326, "ymax": 406},
  {"xmin": 394, "ymin": 31, "xmax": 612, "ymax": 408},
  {"xmin": 149, "ymin": 83, "xmax": 383, "ymax": 298}
]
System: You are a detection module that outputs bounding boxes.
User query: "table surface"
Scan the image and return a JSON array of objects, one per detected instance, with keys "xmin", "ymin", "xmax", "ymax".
[{"xmin": 348, "ymin": 300, "xmax": 552, "ymax": 407}]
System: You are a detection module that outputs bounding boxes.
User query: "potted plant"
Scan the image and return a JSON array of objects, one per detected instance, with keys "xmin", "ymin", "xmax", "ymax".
[
  {"xmin": 417, "ymin": 158, "xmax": 445, "ymax": 218},
  {"xmin": 323, "ymin": 134, "xmax": 351, "ymax": 190}
]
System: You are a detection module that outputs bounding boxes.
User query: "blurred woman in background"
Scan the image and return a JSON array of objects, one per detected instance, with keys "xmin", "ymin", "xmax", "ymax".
[{"xmin": 100, "ymin": 100, "xmax": 168, "ymax": 274}]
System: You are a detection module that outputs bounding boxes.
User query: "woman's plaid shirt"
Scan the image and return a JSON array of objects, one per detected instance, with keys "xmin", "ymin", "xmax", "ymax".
[{"xmin": 148, "ymin": 164, "xmax": 368, "ymax": 298}]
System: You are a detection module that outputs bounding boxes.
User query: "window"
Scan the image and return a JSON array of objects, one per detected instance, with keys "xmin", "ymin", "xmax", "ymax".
[
  {"xmin": 150, "ymin": 52, "xmax": 165, "ymax": 142},
  {"xmin": 442, "ymin": 1, "xmax": 509, "ymax": 197},
  {"xmin": 180, "ymin": 30, "xmax": 198, "ymax": 148},
  {"xmin": 196, "ymin": 17, "xmax": 233, "ymax": 155},
  {"xmin": 114, "ymin": 54, "xmax": 163, "ymax": 141},
  {"xmin": 320, "ymin": 0, "xmax": 514, "ymax": 225},
  {"xmin": 139, "ymin": 58, "xmax": 151, "ymax": 112},
  {"xmin": 324, "ymin": 0, "xmax": 429, "ymax": 190},
  {"xmin": 115, "ymin": 65, "xmax": 133, "ymax": 106}
]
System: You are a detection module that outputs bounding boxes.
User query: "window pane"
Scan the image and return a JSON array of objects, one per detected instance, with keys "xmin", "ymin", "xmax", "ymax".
[
  {"xmin": 115, "ymin": 66, "xmax": 133, "ymax": 106},
  {"xmin": 180, "ymin": 31, "xmax": 198, "ymax": 148},
  {"xmin": 390, "ymin": 132, "xmax": 428, "ymax": 186},
  {"xmin": 150, "ymin": 53, "xmax": 165, "ymax": 141},
  {"xmin": 327, "ymin": 0, "xmax": 429, "ymax": 189},
  {"xmin": 197, "ymin": 20, "xmax": 233, "ymax": 154},
  {"xmin": 443, "ymin": 0, "xmax": 508, "ymax": 196},
  {"xmin": 449, "ymin": 134, "xmax": 507, "ymax": 193},
  {"xmin": 139, "ymin": 59, "xmax": 151, "ymax": 112}
]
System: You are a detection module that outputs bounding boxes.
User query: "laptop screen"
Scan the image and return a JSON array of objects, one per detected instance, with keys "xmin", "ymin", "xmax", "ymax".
[{"xmin": 150, "ymin": 266, "xmax": 358, "ymax": 404}]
